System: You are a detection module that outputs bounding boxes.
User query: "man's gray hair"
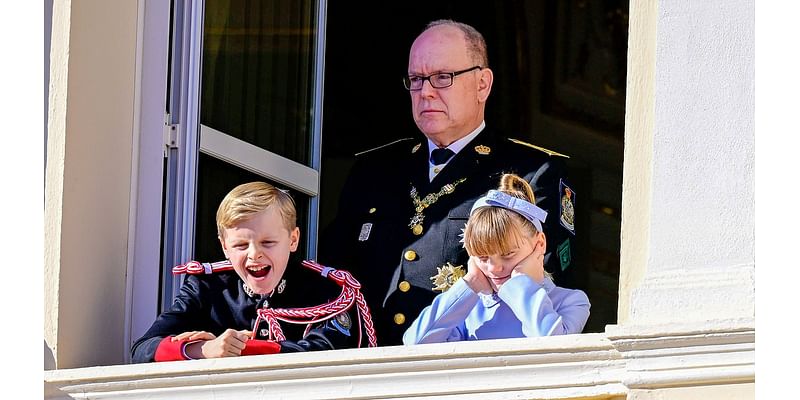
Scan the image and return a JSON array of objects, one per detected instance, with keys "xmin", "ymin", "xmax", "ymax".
[{"xmin": 425, "ymin": 19, "xmax": 489, "ymax": 68}]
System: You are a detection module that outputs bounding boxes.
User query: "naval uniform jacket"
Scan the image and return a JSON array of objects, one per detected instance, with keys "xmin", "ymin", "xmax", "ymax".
[
  {"xmin": 403, "ymin": 275, "xmax": 590, "ymax": 344},
  {"xmin": 131, "ymin": 263, "xmax": 356, "ymax": 363},
  {"xmin": 319, "ymin": 128, "xmax": 576, "ymax": 346}
]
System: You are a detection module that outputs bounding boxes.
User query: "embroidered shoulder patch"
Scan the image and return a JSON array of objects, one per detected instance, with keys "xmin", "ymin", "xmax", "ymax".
[
  {"xmin": 559, "ymin": 179, "xmax": 576, "ymax": 235},
  {"xmin": 558, "ymin": 239, "xmax": 572, "ymax": 271}
]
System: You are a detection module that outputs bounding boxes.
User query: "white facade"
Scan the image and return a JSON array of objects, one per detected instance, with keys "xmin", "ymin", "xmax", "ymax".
[{"xmin": 44, "ymin": 0, "xmax": 756, "ymax": 398}]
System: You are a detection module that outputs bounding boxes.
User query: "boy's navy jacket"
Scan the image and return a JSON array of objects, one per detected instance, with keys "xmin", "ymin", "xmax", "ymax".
[{"xmin": 131, "ymin": 260, "xmax": 356, "ymax": 363}]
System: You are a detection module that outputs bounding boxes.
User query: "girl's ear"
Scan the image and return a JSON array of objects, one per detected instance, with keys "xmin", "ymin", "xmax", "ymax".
[{"xmin": 536, "ymin": 231, "xmax": 546, "ymax": 254}]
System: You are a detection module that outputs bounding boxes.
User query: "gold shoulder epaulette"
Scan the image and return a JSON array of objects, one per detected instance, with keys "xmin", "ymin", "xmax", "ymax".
[
  {"xmin": 355, "ymin": 138, "xmax": 415, "ymax": 157},
  {"xmin": 507, "ymin": 138, "xmax": 570, "ymax": 158}
]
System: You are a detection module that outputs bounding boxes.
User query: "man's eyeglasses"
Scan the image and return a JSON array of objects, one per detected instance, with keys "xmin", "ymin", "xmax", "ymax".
[{"xmin": 403, "ymin": 66, "xmax": 483, "ymax": 91}]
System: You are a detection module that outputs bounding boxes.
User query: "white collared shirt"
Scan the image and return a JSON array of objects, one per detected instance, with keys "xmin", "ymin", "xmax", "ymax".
[{"xmin": 428, "ymin": 121, "xmax": 486, "ymax": 181}]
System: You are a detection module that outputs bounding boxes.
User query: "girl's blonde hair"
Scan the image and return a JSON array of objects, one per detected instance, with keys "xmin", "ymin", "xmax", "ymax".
[
  {"xmin": 464, "ymin": 174, "xmax": 538, "ymax": 257},
  {"xmin": 216, "ymin": 182, "xmax": 296, "ymax": 238}
]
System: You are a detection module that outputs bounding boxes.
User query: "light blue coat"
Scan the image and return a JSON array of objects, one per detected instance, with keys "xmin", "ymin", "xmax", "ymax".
[{"xmin": 403, "ymin": 274, "xmax": 590, "ymax": 344}]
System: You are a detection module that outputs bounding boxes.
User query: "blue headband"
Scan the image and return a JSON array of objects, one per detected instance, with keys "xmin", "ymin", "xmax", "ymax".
[{"xmin": 470, "ymin": 190, "xmax": 547, "ymax": 232}]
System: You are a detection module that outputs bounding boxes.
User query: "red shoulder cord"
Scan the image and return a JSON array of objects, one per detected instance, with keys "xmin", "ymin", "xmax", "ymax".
[{"xmin": 172, "ymin": 260, "xmax": 377, "ymax": 348}]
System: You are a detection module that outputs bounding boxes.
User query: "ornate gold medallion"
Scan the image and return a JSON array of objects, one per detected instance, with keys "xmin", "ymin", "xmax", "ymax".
[
  {"xmin": 409, "ymin": 178, "xmax": 467, "ymax": 235},
  {"xmin": 431, "ymin": 262, "xmax": 466, "ymax": 292},
  {"xmin": 474, "ymin": 144, "xmax": 491, "ymax": 155}
]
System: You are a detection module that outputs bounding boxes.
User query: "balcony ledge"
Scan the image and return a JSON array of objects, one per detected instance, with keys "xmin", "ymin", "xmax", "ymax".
[{"xmin": 45, "ymin": 319, "xmax": 754, "ymax": 400}]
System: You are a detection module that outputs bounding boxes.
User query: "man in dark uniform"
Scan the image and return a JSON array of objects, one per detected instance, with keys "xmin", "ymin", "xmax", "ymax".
[{"xmin": 319, "ymin": 20, "xmax": 576, "ymax": 346}]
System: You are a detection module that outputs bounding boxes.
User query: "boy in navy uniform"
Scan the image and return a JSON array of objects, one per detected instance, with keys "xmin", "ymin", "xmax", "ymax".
[
  {"xmin": 132, "ymin": 182, "xmax": 356, "ymax": 362},
  {"xmin": 319, "ymin": 20, "xmax": 577, "ymax": 346}
]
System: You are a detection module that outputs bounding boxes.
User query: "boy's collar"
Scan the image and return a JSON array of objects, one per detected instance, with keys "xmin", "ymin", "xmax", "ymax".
[{"xmin": 242, "ymin": 279, "xmax": 287, "ymax": 299}]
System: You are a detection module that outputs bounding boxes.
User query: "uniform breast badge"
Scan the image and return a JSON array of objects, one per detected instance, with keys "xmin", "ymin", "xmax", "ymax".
[
  {"xmin": 431, "ymin": 262, "xmax": 466, "ymax": 292},
  {"xmin": 358, "ymin": 222, "xmax": 373, "ymax": 241},
  {"xmin": 332, "ymin": 312, "xmax": 352, "ymax": 336},
  {"xmin": 409, "ymin": 178, "xmax": 467, "ymax": 235},
  {"xmin": 559, "ymin": 179, "xmax": 576, "ymax": 235}
]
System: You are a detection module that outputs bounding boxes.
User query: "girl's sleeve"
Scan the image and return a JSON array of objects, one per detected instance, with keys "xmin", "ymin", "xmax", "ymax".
[
  {"xmin": 496, "ymin": 275, "xmax": 590, "ymax": 337},
  {"xmin": 402, "ymin": 278, "xmax": 479, "ymax": 345}
]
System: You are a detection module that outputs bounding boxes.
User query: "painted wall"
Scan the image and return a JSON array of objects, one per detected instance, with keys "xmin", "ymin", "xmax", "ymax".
[
  {"xmin": 45, "ymin": 0, "xmax": 139, "ymax": 368},
  {"xmin": 620, "ymin": 0, "xmax": 755, "ymax": 325}
]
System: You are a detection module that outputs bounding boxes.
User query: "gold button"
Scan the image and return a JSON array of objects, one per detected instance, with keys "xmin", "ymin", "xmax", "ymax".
[
  {"xmin": 369, "ymin": 207, "xmax": 376, "ymax": 214},
  {"xmin": 393, "ymin": 313, "xmax": 406, "ymax": 325},
  {"xmin": 433, "ymin": 167, "xmax": 441, "ymax": 174},
  {"xmin": 412, "ymin": 225, "xmax": 423, "ymax": 235},
  {"xmin": 399, "ymin": 281, "xmax": 411, "ymax": 292},
  {"xmin": 404, "ymin": 250, "xmax": 417, "ymax": 261}
]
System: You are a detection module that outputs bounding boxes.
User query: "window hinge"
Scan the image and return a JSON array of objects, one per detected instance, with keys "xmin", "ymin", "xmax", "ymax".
[{"xmin": 163, "ymin": 113, "xmax": 179, "ymax": 156}]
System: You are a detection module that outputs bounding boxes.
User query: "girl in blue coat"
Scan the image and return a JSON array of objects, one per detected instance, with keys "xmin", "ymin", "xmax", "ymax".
[{"xmin": 403, "ymin": 174, "xmax": 590, "ymax": 344}]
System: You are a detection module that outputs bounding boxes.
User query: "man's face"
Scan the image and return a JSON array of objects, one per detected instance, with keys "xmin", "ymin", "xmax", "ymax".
[
  {"xmin": 408, "ymin": 25, "xmax": 492, "ymax": 147},
  {"xmin": 219, "ymin": 207, "xmax": 299, "ymax": 295}
]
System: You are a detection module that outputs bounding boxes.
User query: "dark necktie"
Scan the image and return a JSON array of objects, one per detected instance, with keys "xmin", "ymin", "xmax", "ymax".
[{"xmin": 430, "ymin": 148, "xmax": 455, "ymax": 165}]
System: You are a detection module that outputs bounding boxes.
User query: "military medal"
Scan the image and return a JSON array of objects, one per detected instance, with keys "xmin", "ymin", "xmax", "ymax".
[
  {"xmin": 409, "ymin": 178, "xmax": 466, "ymax": 235},
  {"xmin": 431, "ymin": 262, "xmax": 466, "ymax": 292}
]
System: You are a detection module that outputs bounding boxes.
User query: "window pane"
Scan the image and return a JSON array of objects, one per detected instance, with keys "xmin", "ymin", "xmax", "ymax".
[
  {"xmin": 194, "ymin": 153, "xmax": 310, "ymax": 263},
  {"xmin": 201, "ymin": 0, "xmax": 316, "ymax": 166}
]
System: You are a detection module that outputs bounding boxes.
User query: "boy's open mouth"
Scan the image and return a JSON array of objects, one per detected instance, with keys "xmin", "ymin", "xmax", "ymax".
[{"xmin": 247, "ymin": 264, "xmax": 271, "ymax": 278}]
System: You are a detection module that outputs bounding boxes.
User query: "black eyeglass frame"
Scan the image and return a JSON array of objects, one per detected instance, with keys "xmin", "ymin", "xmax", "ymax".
[{"xmin": 402, "ymin": 65, "xmax": 483, "ymax": 91}]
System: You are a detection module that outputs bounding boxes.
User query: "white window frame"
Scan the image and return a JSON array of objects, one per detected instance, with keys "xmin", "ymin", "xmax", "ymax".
[{"xmin": 126, "ymin": 0, "xmax": 328, "ymax": 359}]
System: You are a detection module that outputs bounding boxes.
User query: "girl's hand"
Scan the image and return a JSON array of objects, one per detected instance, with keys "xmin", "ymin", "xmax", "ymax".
[
  {"xmin": 512, "ymin": 237, "xmax": 546, "ymax": 284},
  {"xmin": 463, "ymin": 256, "xmax": 494, "ymax": 295}
]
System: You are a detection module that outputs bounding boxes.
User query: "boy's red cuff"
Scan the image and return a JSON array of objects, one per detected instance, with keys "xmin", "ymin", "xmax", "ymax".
[
  {"xmin": 154, "ymin": 336, "xmax": 188, "ymax": 362},
  {"xmin": 241, "ymin": 339, "xmax": 281, "ymax": 355}
]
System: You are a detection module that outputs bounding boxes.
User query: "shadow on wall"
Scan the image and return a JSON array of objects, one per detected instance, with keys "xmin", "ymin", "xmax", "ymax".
[{"xmin": 45, "ymin": 341, "xmax": 55, "ymax": 370}]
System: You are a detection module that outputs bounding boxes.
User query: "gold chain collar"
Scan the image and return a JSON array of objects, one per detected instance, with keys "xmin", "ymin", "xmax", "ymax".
[{"xmin": 408, "ymin": 178, "xmax": 467, "ymax": 235}]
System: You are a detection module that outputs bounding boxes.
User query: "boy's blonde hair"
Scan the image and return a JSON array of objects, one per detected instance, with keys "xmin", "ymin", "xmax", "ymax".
[
  {"xmin": 464, "ymin": 174, "xmax": 538, "ymax": 257},
  {"xmin": 216, "ymin": 182, "xmax": 296, "ymax": 238}
]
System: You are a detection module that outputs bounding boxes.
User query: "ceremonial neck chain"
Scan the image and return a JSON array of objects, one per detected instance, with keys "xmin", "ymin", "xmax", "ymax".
[{"xmin": 409, "ymin": 178, "xmax": 467, "ymax": 235}]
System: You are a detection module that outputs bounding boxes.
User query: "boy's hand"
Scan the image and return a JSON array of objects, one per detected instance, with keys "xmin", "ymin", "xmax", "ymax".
[
  {"xmin": 511, "ymin": 241, "xmax": 545, "ymax": 285},
  {"xmin": 184, "ymin": 329, "xmax": 252, "ymax": 359},
  {"xmin": 173, "ymin": 331, "xmax": 216, "ymax": 342},
  {"xmin": 463, "ymin": 256, "xmax": 494, "ymax": 295}
]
